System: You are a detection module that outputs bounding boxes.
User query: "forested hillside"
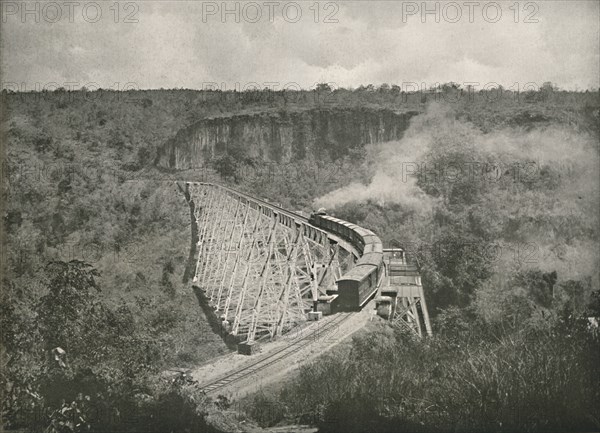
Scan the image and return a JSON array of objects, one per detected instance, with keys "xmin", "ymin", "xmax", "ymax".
[{"xmin": 1, "ymin": 85, "xmax": 599, "ymax": 432}]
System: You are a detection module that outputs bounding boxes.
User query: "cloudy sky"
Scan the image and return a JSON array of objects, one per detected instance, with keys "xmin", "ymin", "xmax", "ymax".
[{"xmin": 2, "ymin": 1, "xmax": 599, "ymax": 91}]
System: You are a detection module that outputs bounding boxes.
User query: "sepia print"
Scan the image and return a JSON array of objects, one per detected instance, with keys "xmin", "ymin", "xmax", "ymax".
[{"xmin": 1, "ymin": 1, "xmax": 599, "ymax": 432}]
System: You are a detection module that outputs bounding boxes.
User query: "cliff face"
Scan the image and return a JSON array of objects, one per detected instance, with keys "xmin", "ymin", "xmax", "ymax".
[{"xmin": 156, "ymin": 108, "xmax": 420, "ymax": 169}]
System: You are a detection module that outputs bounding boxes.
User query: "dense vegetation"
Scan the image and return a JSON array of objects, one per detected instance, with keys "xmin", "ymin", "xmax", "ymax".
[{"xmin": 1, "ymin": 84, "xmax": 599, "ymax": 432}]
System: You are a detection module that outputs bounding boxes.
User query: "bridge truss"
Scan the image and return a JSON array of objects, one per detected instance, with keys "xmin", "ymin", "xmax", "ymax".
[{"xmin": 186, "ymin": 182, "xmax": 354, "ymax": 344}]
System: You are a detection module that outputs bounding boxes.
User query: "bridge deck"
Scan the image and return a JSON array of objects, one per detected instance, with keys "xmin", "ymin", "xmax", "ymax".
[{"xmin": 203, "ymin": 182, "xmax": 361, "ymax": 258}]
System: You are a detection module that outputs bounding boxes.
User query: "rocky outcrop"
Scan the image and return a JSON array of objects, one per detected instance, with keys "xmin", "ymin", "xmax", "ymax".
[{"xmin": 156, "ymin": 107, "xmax": 420, "ymax": 169}]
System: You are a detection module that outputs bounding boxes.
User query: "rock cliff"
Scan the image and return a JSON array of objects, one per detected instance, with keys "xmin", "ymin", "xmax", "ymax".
[{"xmin": 156, "ymin": 107, "xmax": 420, "ymax": 169}]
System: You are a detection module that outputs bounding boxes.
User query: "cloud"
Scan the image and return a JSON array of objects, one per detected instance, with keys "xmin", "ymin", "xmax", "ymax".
[{"xmin": 1, "ymin": 1, "xmax": 598, "ymax": 90}]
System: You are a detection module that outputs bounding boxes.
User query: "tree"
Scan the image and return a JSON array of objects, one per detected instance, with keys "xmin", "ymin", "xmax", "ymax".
[
  {"xmin": 378, "ymin": 83, "xmax": 391, "ymax": 92},
  {"xmin": 37, "ymin": 260, "xmax": 100, "ymax": 351},
  {"xmin": 212, "ymin": 155, "xmax": 238, "ymax": 180},
  {"xmin": 315, "ymin": 83, "xmax": 333, "ymax": 93},
  {"xmin": 541, "ymin": 81, "xmax": 555, "ymax": 91}
]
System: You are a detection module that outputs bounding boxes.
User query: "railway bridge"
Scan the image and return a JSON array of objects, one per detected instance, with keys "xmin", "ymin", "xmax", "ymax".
[{"xmin": 180, "ymin": 182, "xmax": 431, "ymax": 355}]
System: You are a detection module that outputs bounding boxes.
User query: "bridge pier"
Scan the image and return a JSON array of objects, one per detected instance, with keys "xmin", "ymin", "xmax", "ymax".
[
  {"xmin": 237, "ymin": 341, "xmax": 258, "ymax": 355},
  {"xmin": 308, "ymin": 311, "xmax": 323, "ymax": 321}
]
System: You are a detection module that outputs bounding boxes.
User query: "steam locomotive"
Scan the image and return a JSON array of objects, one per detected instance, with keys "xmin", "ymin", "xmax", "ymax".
[{"xmin": 309, "ymin": 211, "xmax": 384, "ymax": 311}]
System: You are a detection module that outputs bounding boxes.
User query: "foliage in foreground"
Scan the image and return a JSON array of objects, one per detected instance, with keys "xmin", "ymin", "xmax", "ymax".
[
  {"xmin": 1, "ymin": 260, "xmax": 220, "ymax": 433},
  {"xmin": 249, "ymin": 307, "xmax": 600, "ymax": 432}
]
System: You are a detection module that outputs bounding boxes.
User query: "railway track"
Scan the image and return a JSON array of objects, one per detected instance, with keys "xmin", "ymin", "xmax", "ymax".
[
  {"xmin": 199, "ymin": 312, "xmax": 354, "ymax": 394},
  {"xmin": 206, "ymin": 182, "xmax": 310, "ymax": 222}
]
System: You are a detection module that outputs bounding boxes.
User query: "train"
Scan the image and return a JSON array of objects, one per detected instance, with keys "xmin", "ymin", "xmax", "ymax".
[{"xmin": 309, "ymin": 211, "xmax": 384, "ymax": 311}]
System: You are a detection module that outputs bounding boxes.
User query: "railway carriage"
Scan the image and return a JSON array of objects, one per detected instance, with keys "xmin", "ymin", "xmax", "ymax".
[
  {"xmin": 309, "ymin": 212, "xmax": 384, "ymax": 311},
  {"xmin": 335, "ymin": 265, "xmax": 378, "ymax": 310}
]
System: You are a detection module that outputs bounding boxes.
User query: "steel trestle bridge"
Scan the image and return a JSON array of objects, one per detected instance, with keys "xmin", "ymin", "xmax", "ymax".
[{"xmin": 180, "ymin": 182, "xmax": 431, "ymax": 354}]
